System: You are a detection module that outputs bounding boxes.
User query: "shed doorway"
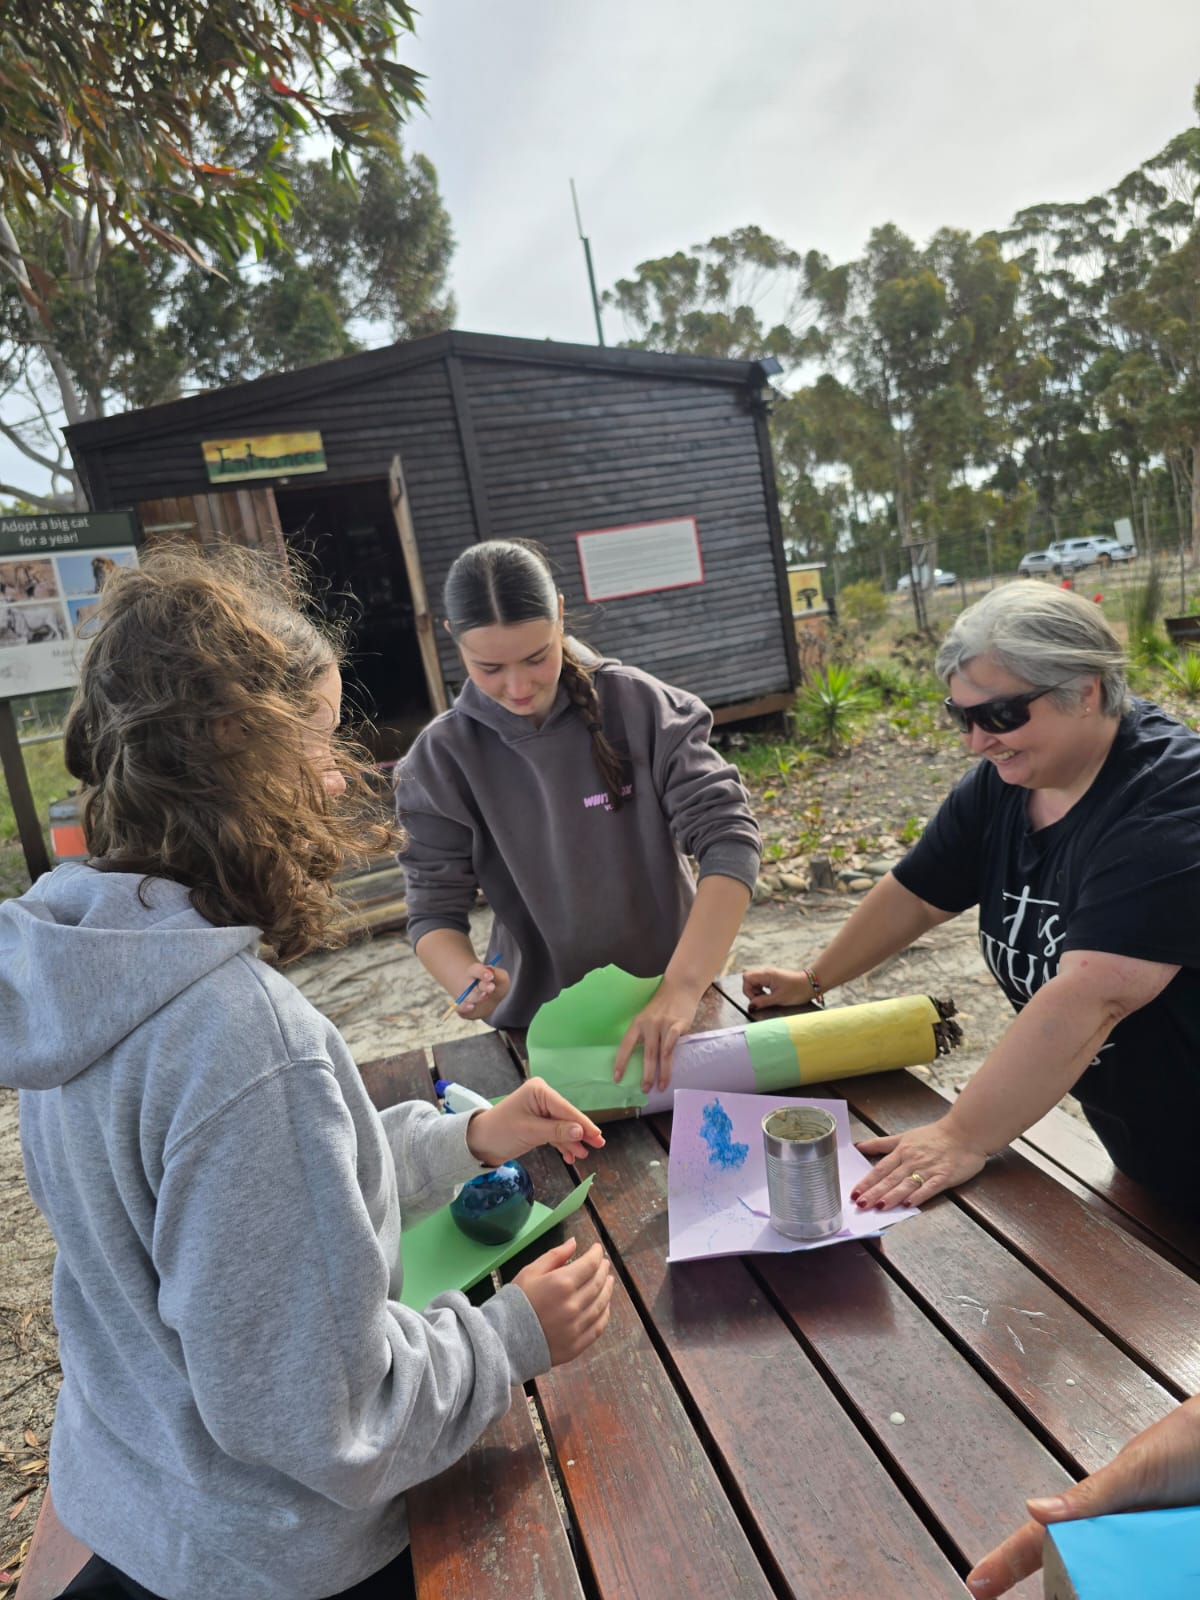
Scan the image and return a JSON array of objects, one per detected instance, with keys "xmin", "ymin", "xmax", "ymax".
[{"xmin": 274, "ymin": 477, "xmax": 433, "ymax": 758}]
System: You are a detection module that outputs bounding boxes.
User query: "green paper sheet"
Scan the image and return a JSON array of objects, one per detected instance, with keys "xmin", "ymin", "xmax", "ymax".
[
  {"xmin": 398, "ymin": 1174, "xmax": 594, "ymax": 1310},
  {"xmin": 526, "ymin": 964, "xmax": 662, "ymax": 1111}
]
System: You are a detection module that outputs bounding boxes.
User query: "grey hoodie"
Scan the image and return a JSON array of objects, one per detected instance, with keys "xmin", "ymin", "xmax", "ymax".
[
  {"xmin": 397, "ymin": 659, "xmax": 761, "ymax": 1027},
  {"xmin": 1, "ymin": 864, "xmax": 549, "ymax": 1600}
]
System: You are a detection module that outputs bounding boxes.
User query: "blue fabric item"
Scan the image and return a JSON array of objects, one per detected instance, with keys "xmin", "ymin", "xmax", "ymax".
[{"xmin": 1049, "ymin": 1507, "xmax": 1200, "ymax": 1598}]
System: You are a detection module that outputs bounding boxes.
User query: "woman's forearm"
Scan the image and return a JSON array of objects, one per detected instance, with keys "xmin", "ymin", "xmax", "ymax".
[
  {"xmin": 945, "ymin": 971, "xmax": 1126, "ymax": 1153},
  {"xmin": 413, "ymin": 927, "xmax": 479, "ymax": 998},
  {"xmin": 663, "ymin": 874, "xmax": 752, "ymax": 1000},
  {"xmin": 811, "ymin": 872, "xmax": 955, "ymax": 992}
]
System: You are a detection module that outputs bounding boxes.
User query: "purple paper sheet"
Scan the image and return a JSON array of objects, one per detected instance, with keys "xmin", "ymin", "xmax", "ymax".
[{"xmin": 667, "ymin": 1089, "xmax": 918, "ymax": 1263}]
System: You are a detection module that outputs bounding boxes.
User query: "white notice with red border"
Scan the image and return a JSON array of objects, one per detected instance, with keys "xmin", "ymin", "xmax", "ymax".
[{"xmin": 576, "ymin": 517, "xmax": 703, "ymax": 603}]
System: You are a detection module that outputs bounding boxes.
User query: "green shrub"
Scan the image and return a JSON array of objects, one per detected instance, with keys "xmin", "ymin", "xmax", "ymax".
[
  {"xmin": 838, "ymin": 579, "xmax": 888, "ymax": 629},
  {"xmin": 1124, "ymin": 566, "xmax": 1168, "ymax": 667},
  {"xmin": 794, "ymin": 664, "xmax": 876, "ymax": 754},
  {"xmin": 859, "ymin": 661, "xmax": 918, "ymax": 707},
  {"xmin": 1163, "ymin": 647, "xmax": 1200, "ymax": 700}
]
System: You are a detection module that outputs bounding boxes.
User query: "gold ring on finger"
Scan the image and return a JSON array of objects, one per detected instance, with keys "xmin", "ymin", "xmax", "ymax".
[{"xmin": 908, "ymin": 1171, "xmax": 924, "ymax": 1185}]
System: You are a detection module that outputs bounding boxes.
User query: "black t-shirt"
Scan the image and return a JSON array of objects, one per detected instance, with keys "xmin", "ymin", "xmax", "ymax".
[{"xmin": 893, "ymin": 699, "xmax": 1200, "ymax": 1204}]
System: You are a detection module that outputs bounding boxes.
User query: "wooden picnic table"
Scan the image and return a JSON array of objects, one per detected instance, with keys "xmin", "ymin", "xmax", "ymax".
[
  {"xmin": 20, "ymin": 980, "xmax": 1200, "ymax": 1600},
  {"xmin": 364, "ymin": 980, "xmax": 1200, "ymax": 1600}
]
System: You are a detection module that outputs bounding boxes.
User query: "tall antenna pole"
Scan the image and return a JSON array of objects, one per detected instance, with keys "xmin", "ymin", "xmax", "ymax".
[{"xmin": 570, "ymin": 178, "xmax": 605, "ymax": 346}]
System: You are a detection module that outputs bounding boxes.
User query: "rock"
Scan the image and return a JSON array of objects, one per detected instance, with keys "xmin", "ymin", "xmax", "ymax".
[
  {"xmin": 751, "ymin": 878, "xmax": 774, "ymax": 903},
  {"xmin": 863, "ymin": 859, "xmax": 897, "ymax": 877},
  {"xmin": 779, "ymin": 873, "xmax": 807, "ymax": 892},
  {"xmin": 847, "ymin": 877, "xmax": 873, "ymax": 892}
]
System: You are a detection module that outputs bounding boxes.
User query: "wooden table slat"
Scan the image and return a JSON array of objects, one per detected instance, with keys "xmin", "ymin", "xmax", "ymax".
[
  {"xmin": 752, "ymin": 1241, "xmax": 1056, "ymax": 1600},
  {"xmin": 405, "ymin": 1398, "xmax": 586, "ymax": 1600},
  {"xmin": 432, "ymin": 1031, "xmax": 782, "ymax": 1599},
  {"xmin": 1018, "ymin": 1106, "xmax": 1200, "ymax": 1271},
  {"xmin": 358, "ymin": 1048, "xmax": 437, "ymax": 1111},
  {"xmin": 917, "ymin": 1078, "xmax": 1200, "ymax": 1278},
  {"xmin": 588, "ymin": 1118, "xmax": 975, "ymax": 1598},
  {"xmin": 840, "ymin": 1070, "xmax": 1200, "ymax": 1398}
]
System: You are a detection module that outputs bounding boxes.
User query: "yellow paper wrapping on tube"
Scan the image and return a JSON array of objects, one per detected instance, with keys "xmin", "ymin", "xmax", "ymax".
[{"xmin": 745, "ymin": 994, "xmax": 943, "ymax": 1090}]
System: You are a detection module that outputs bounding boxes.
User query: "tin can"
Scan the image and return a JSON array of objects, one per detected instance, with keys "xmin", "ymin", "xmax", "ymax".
[{"xmin": 761, "ymin": 1106, "xmax": 842, "ymax": 1240}]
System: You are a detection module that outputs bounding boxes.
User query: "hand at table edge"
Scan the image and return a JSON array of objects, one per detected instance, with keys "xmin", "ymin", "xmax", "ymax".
[{"xmin": 742, "ymin": 965, "xmax": 816, "ymax": 1011}]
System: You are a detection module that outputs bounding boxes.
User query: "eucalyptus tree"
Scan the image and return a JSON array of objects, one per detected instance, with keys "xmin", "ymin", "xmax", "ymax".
[{"xmin": 0, "ymin": 1, "xmax": 433, "ymax": 506}]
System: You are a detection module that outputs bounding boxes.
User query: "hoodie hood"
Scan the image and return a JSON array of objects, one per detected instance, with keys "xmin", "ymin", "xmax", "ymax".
[{"xmin": 1, "ymin": 863, "xmax": 258, "ymax": 1090}]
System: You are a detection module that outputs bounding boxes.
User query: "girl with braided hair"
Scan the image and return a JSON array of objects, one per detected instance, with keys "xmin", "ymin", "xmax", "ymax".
[{"xmin": 396, "ymin": 539, "xmax": 761, "ymax": 1090}]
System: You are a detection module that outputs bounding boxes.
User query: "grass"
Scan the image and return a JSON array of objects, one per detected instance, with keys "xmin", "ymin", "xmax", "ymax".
[
  {"xmin": 0, "ymin": 737, "xmax": 72, "ymax": 843},
  {"xmin": 1, "ymin": 736, "xmax": 73, "ymax": 899},
  {"xmin": 733, "ymin": 739, "xmax": 813, "ymax": 785}
]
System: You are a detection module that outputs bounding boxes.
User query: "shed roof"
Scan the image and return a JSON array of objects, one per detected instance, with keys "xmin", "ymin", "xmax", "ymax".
[{"xmin": 65, "ymin": 329, "xmax": 774, "ymax": 453}]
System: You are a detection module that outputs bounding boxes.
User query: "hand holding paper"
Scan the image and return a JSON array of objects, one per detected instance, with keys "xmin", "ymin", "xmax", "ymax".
[
  {"xmin": 528, "ymin": 964, "xmax": 962, "ymax": 1116},
  {"xmin": 466, "ymin": 1077, "xmax": 606, "ymax": 1168},
  {"xmin": 399, "ymin": 1175, "xmax": 594, "ymax": 1309},
  {"xmin": 612, "ymin": 975, "xmax": 703, "ymax": 1092}
]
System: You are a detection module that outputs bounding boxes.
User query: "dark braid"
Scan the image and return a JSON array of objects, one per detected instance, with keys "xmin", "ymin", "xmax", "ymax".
[
  {"xmin": 559, "ymin": 643, "xmax": 628, "ymax": 810},
  {"xmin": 444, "ymin": 540, "xmax": 628, "ymax": 809}
]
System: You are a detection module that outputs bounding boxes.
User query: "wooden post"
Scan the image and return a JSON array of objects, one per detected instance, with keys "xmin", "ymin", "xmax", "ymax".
[
  {"xmin": 389, "ymin": 456, "xmax": 449, "ymax": 714},
  {"xmin": 0, "ymin": 699, "xmax": 52, "ymax": 883}
]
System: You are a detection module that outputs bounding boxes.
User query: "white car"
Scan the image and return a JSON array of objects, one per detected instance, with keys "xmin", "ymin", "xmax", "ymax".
[
  {"xmin": 1094, "ymin": 537, "xmax": 1137, "ymax": 563},
  {"xmin": 1018, "ymin": 550, "xmax": 1061, "ymax": 576},
  {"xmin": 897, "ymin": 568, "xmax": 957, "ymax": 592},
  {"xmin": 1046, "ymin": 536, "xmax": 1135, "ymax": 570}
]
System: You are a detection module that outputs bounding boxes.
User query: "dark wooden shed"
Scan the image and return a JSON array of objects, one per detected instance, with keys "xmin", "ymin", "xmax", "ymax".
[{"xmin": 66, "ymin": 331, "xmax": 798, "ymax": 752}]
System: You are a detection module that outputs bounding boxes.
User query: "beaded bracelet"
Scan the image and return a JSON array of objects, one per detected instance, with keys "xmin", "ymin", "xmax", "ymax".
[{"xmin": 803, "ymin": 966, "xmax": 825, "ymax": 1007}]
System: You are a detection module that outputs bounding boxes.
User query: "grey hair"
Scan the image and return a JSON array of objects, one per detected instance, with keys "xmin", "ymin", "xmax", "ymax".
[{"xmin": 935, "ymin": 584, "xmax": 1130, "ymax": 716}]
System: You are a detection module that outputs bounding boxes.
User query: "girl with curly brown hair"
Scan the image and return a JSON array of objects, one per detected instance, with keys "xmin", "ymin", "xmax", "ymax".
[{"xmin": 0, "ymin": 545, "xmax": 612, "ymax": 1600}]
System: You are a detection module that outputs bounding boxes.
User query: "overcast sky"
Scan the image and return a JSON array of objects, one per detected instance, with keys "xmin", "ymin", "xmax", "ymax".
[
  {"xmin": 404, "ymin": 0, "xmax": 1200, "ymax": 345},
  {"xmin": 5, "ymin": 2, "xmax": 1200, "ymax": 500}
]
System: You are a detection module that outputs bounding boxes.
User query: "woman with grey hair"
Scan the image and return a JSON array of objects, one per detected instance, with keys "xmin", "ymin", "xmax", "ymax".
[{"xmin": 744, "ymin": 583, "xmax": 1200, "ymax": 1212}]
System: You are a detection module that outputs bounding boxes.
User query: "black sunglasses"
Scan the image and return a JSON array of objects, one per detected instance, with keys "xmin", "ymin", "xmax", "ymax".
[{"xmin": 943, "ymin": 686, "xmax": 1054, "ymax": 735}]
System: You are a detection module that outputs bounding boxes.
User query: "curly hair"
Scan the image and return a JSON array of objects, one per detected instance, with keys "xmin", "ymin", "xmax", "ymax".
[
  {"xmin": 443, "ymin": 539, "xmax": 629, "ymax": 808},
  {"xmin": 63, "ymin": 543, "xmax": 399, "ymax": 962}
]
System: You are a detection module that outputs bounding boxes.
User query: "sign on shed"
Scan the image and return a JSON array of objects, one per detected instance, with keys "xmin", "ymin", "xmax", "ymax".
[
  {"xmin": 576, "ymin": 516, "xmax": 704, "ymax": 603},
  {"xmin": 201, "ymin": 431, "xmax": 326, "ymax": 484}
]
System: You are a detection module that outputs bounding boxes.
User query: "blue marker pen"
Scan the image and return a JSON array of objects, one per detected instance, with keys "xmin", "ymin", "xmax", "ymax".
[{"xmin": 440, "ymin": 950, "xmax": 505, "ymax": 1018}]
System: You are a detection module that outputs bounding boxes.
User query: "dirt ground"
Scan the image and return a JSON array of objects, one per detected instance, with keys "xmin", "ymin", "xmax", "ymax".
[{"xmin": 0, "ymin": 717, "xmax": 1028, "ymax": 1585}]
